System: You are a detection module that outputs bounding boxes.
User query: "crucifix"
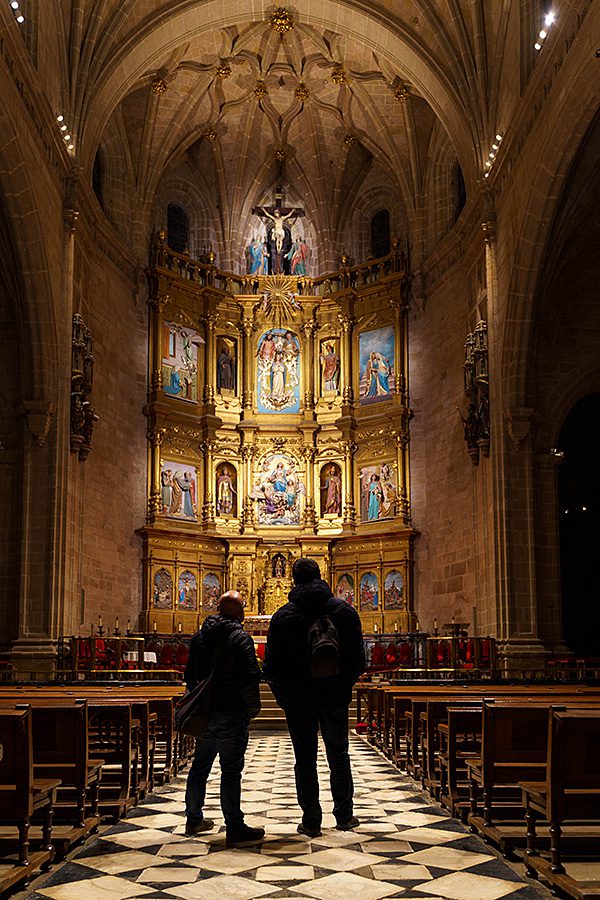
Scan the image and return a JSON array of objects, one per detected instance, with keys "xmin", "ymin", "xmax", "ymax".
[{"xmin": 252, "ymin": 186, "xmax": 305, "ymax": 274}]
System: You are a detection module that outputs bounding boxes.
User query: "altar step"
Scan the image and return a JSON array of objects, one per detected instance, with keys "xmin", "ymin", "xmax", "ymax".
[{"xmin": 253, "ymin": 683, "xmax": 358, "ymax": 730}]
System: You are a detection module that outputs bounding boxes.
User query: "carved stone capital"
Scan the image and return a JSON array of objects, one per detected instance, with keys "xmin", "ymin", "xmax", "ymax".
[
  {"xmin": 18, "ymin": 400, "xmax": 56, "ymax": 447},
  {"xmin": 342, "ymin": 440, "xmax": 358, "ymax": 458},
  {"xmin": 338, "ymin": 313, "xmax": 354, "ymax": 334},
  {"xmin": 241, "ymin": 444, "xmax": 254, "ymax": 462},
  {"xmin": 147, "ymin": 425, "xmax": 166, "ymax": 448},
  {"xmin": 241, "ymin": 317, "xmax": 255, "ymax": 338}
]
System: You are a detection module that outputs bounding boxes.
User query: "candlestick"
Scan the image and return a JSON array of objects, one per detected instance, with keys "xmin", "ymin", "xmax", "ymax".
[
  {"xmin": 127, "ymin": 618, "xmax": 132, "ymax": 635},
  {"xmin": 153, "ymin": 620, "xmax": 157, "ymax": 633},
  {"xmin": 90, "ymin": 623, "xmax": 94, "ymax": 636},
  {"xmin": 115, "ymin": 617, "xmax": 119, "ymax": 629},
  {"xmin": 374, "ymin": 623, "xmax": 378, "ymax": 634},
  {"xmin": 98, "ymin": 615, "xmax": 102, "ymax": 628},
  {"xmin": 177, "ymin": 622, "xmax": 182, "ymax": 634},
  {"xmin": 394, "ymin": 622, "xmax": 398, "ymax": 633},
  {"xmin": 416, "ymin": 619, "xmax": 421, "ymax": 632}
]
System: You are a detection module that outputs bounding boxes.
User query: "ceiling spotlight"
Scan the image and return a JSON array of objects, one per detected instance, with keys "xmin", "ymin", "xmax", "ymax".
[
  {"xmin": 485, "ymin": 160, "xmax": 492, "ymax": 167},
  {"xmin": 68, "ymin": 144, "xmax": 74, "ymax": 150},
  {"xmin": 489, "ymin": 152, "xmax": 495, "ymax": 158},
  {"xmin": 544, "ymin": 11, "xmax": 555, "ymax": 26},
  {"xmin": 56, "ymin": 115, "xmax": 64, "ymax": 123},
  {"xmin": 534, "ymin": 42, "xmax": 542, "ymax": 50},
  {"xmin": 495, "ymin": 134, "xmax": 502, "ymax": 141},
  {"xmin": 60, "ymin": 124, "xmax": 67, "ymax": 131},
  {"xmin": 16, "ymin": 13, "xmax": 24, "ymax": 21},
  {"xmin": 64, "ymin": 134, "xmax": 71, "ymax": 140},
  {"xmin": 10, "ymin": 1, "xmax": 19, "ymax": 8},
  {"xmin": 539, "ymin": 30, "xmax": 547, "ymax": 39},
  {"xmin": 492, "ymin": 143, "xmax": 498, "ymax": 150},
  {"xmin": 484, "ymin": 171, "xmax": 490, "ymax": 178}
]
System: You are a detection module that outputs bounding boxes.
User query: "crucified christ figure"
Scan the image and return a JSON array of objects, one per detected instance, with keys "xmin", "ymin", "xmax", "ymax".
[{"xmin": 261, "ymin": 207, "xmax": 296, "ymax": 254}]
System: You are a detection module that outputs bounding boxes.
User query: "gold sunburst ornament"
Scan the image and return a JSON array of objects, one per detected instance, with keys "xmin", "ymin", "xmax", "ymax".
[
  {"xmin": 203, "ymin": 126, "xmax": 217, "ymax": 142},
  {"xmin": 151, "ymin": 78, "xmax": 168, "ymax": 95},
  {"xmin": 344, "ymin": 133, "xmax": 356, "ymax": 146},
  {"xmin": 216, "ymin": 61, "xmax": 232, "ymax": 79},
  {"xmin": 257, "ymin": 276, "xmax": 301, "ymax": 329},
  {"xmin": 269, "ymin": 7, "xmax": 294, "ymax": 33},
  {"xmin": 394, "ymin": 83, "xmax": 411, "ymax": 102}
]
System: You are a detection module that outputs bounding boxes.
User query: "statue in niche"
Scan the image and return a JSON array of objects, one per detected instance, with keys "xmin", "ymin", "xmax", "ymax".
[
  {"xmin": 217, "ymin": 338, "xmax": 236, "ymax": 393},
  {"xmin": 272, "ymin": 553, "xmax": 286, "ymax": 578},
  {"xmin": 247, "ymin": 237, "xmax": 268, "ymax": 276},
  {"xmin": 360, "ymin": 462, "xmax": 397, "ymax": 523},
  {"xmin": 285, "ymin": 235, "xmax": 309, "ymax": 275},
  {"xmin": 320, "ymin": 340, "xmax": 340, "ymax": 393},
  {"xmin": 321, "ymin": 463, "xmax": 342, "ymax": 516},
  {"xmin": 216, "ymin": 463, "xmax": 237, "ymax": 517}
]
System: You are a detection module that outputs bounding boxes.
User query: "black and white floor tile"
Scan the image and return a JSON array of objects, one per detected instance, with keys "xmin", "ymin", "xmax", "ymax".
[{"xmin": 25, "ymin": 735, "xmax": 547, "ymax": 899}]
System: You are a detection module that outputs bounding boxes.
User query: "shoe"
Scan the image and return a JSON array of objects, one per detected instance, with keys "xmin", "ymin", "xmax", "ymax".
[
  {"xmin": 225, "ymin": 824, "xmax": 265, "ymax": 847},
  {"xmin": 185, "ymin": 817, "xmax": 215, "ymax": 835},
  {"xmin": 297, "ymin": 822, "xmax": 322, "ymax": 838},
  {"xmin": 336, "ymin": 816, "xmax": 360, "ymax": 831}
]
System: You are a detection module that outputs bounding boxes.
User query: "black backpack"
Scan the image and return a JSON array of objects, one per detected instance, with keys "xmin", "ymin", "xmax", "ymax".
[{"xmin": 307, "ymin": 611, "xmax": 339, "ymax": 678}]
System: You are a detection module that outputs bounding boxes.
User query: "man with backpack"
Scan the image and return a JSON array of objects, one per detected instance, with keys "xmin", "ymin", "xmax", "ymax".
[
  {"xmin": 263, "ymin": 557, "xmax": 365, "ymax": 837},
  {"xmin": 184, "ymin": 590, "xmax": 264, "ymax": 847}
]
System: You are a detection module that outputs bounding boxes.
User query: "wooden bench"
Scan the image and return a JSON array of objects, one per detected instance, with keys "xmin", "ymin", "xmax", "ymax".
[
  {"xmin": 0, "ymin": 708, "xmax": 61, "ymax": 895},
  {"xmin": 521, "ymin": 709, "xmax": 600, "ymax": 899}
]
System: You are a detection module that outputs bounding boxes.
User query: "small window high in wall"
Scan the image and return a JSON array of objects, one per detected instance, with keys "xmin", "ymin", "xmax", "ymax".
[
  {"xmin": 167, "ymin": 204, "xmax": 189, "ymax": 254},
  {"xmin": 370, "ymin": 209, "xmax": 390, "ymax": 259}
]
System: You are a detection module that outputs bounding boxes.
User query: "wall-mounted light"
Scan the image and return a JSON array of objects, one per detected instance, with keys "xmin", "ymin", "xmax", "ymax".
[
  {"xmin": 535, "ymin": 10, "xmax": 555, "ymax": 51},
  {"xmin": 56, "ymin": 114, "xmax": 75, "ymax": 153},
  {"xmin": 9, "ymin": 0, "xmax": 24, "ymax": 23},
  {"xmin": 483, "ymin": 133, "xmax": 503, "ymax": 178}
]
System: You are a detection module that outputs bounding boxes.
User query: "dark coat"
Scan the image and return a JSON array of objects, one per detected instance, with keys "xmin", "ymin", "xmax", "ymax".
[
  {"xmin": 263, "ymin": 578, "xmax": 365, "ymax": 710},
  {"xmin": 184, "ymin": 614, "xmax": 261, "ymax": 718}
]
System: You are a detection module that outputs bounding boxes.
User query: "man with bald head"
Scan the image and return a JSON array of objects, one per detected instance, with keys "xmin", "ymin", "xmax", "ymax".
[{"xmin": 184, "ymin": 590, "xmax": 264, "ymax": 847}]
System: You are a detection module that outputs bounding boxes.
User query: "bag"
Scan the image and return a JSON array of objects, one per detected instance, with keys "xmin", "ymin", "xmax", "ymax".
[
  {"xmin": 174, "ymin": 638, "xmax": 227, "ymax": 738},
  {"xmin": 307, "ymin": 614, "xmax": 339, "ymax": 678}
]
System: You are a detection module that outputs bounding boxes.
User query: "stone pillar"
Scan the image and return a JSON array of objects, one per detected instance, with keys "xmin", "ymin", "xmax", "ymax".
[
  {"xmin": 342, "ymin": 440, "xmax": 357, "ymax": 527},
  {"xmin": 535, "ymin": 452, "xmax": 568, "ymax": 652},
  {"xmin": 338, "ymin": 314, "xmax": 354, "ymax": 403}
]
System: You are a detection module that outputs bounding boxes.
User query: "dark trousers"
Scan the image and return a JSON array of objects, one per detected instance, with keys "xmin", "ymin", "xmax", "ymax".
[
  {"xmin": 284, "ymin": 705, "xmax": 353, "ymax": 829},
  {"xmin": 185, "ymin": 710, "xmax": 250, "ymax": 829}
]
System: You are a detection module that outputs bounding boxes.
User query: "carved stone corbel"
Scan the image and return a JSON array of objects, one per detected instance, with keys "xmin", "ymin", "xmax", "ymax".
[
  {"xmin": 18, "ymin": 400, "xmax": 57, "ymax": 447},
  {"xmin": 504, "ymin": 407, "xmax": 538, "ymax": 451}
]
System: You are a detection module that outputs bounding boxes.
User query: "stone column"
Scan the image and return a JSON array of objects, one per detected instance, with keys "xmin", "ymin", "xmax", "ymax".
[
  {"xmin": 342, "ymin": 440, "xmax": 357, "ymax": 526},
  {"xmin": 338, "ymin": 314, "xmax": 354, "ymax": 403}
]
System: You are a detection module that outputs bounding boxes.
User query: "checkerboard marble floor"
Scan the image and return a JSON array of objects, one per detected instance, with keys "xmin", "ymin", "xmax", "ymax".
[{"xmin": 25, "ymin": 734, "xmax": 547, "ymax": 899}]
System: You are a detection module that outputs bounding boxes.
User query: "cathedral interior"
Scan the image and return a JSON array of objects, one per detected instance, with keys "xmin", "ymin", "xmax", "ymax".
[
  {"xmin": 0, "ymin": 0, "xmax": 599, "ymax": 674},
  {"xmin": 1, "ymin": 4, "xmax": 600, "ymax": 900}
]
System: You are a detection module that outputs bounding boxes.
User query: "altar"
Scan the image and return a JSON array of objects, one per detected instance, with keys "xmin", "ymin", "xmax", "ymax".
[{"xmin": 139, "ymin": 228, "xmax": 415, "ymax": 635}]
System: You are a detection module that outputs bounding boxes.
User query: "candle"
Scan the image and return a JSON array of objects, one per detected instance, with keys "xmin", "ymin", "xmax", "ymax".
[
  {"xmin": 434, "ymin": 617, "xmax": 438, "ymax": 629},
  {"xmin": 178, "ymin": 622, "xmax": 182, "ymax": 633},
  {"xmin": 98, "ymin": 615, "xmax": 102, "ymax": 627},
  {"xmin": 374, "ymin": 623, "xmax": 378, "ymax": 634},
  {"xmin": 153, "ymin": 621, "xmax": 157, "ymax": 633},
  {"xmin": 394, "ymin": 622, "xmax": 398, "ymax": 633},
  {"xmin": 115, "ymin": 617, "xmax": 119, "ymax": 630},
  {"xmin": 416, "ymin": 619, "xmax": 421, "ymax": 632},
  {"xmin": 452, "ymin": 614, "xmax": 455, "ymax": 625},
  {"xmin": 127, "ymin": 618, "xmax": 131, "ymax": 632}
]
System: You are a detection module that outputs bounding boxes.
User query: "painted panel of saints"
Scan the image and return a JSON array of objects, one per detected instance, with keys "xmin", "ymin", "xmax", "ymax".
[
  {"xmin": 162, "ymin": 322, "xmax": 201, "ymax": 402},
  {"xmin": 153, "ymin": 568, "xmax": 173, "ymax": 609},
  {"xmin": 250, "ymin": 452, "xmax": 305, "ymax": 526},
  {"xmin": 358, "ymin": 326, "xmax": 395, "ymax": 404},
  {"xmin": 360, "ymin": 572, "xmax": 379, "ymax": 611},
  {"xmin": 320, "ymin": 463, "xmax": 342, "ymax": 517},
  {"xmin": 360, "ymin": 461, "xmax": 397, "ymax": 523},
  {"xmin": 215, "ymin": 463, "xmax": 237, "ymax": 517},
  {"xmin": 256, "ymin": 328, "xmax": 300, "ymax": 414},
  {"xmin": 216, "ymin": 337, "xmax": 237, "ymax": 394},
  {"xmin": 384, "ymin": 570, "xmax": 404, "ymax": 610},
  {"xmin": 336, "ymin": 573, "xmax": 355, "ymax": 606},
  {"xmin": 161, "ymin": 461, "xmax": 198, "ymax": 520},
  {"xmin": 177, "ymin": 571, "xmax": 198, "ymax": 610},
  {"xmin": 319, "ymin": 338, "xmax": 340, "ymax": 394},
  {"xmin": 202, "ymin": 573, "xmax": 221, "ymax": 612}
]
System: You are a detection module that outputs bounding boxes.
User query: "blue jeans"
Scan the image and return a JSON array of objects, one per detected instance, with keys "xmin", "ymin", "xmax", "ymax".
[
  {"xmin": 185, "ymin": 710, "xmax": 250, "ymax": 828},
  {"xmin": 284, "ymin": 706, "xmax": 354, "ymax": 829}
]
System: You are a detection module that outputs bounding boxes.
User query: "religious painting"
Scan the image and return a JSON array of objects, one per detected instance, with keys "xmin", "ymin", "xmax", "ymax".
[
  {"xmin": 360, "ymin": 461, "xmax": 397, "ymax": 523},
  {"xmin": 319, "ymin": 338, "xmax": 340, "ymax": 394},
  {"xmin": 336, "ymin": 573, "xmax": 355, "ymax": 606},
  {"xmin": 216, "ymin": 337, "xmax": 237, "ymax": 394},
  {"xmin": 215, "ymin": 462, "xmax": 237, "ymax": 518},
  {"xmin": 360, "ymin": 572, "xmax": 379, "ymax": 611},
  {"xmin": 153, "ymin": 568, "xmax": 173, "ymax": 609},
  {"xmin": 250, "ymin": 451, "xmax": 305, "ymax": 526},
  {"xmin": 161, "ymin": 461, "xmax": 198, "ymax": 520},
  {"xmin": 320, "ymin": 463, "xmax": 342, "ymax": 517},
  {"xmin": 162, "ymin": 322, "xmax": 201, "ymax": 402},
  {"xmin": 202, "ymin": 573, "xmax": 221, "ymax": 612},
  {"xmin": 384, "ymin": 570, "xmax": 404, "ymax": 610},
  {"xmin": 177, "ymin": 570, "xmax": 198, "ymax": 610},
  {"xmin": 256, "ymin": 328, "xmax": 301, "ymax": 414},
  {"xmin": 358, "ymin": 325, "xmax": 395, "ymax": 404}
]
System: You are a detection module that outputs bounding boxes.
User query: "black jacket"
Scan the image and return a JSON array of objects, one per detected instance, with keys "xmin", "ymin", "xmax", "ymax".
[
  {"xmin": 263, "ymin": 578, "xmax": 365, "ymax": 710},
  {"xmin": 184, "ymin": 614, "xmax": 261, "ymax": 718}
]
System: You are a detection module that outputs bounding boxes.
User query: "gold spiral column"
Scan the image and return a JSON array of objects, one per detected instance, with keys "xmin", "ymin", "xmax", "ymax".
[
  {"xmin": 302, "ymin": 320, "xmax": 317, "ymax": 411},
  {"xmin": 240, "ymin": 442, "xmax": 256, "ymax": 532},
  {"xmin": 338, "ymin": 313, "xmax": 354, "ymax": 403},
  {"xmin": 201, "ymin": 439, "xmax": 216, "ymax": 525},
  {"xmin": 146, "ymin": 425, "xmax": 166, "ymax": 518}
]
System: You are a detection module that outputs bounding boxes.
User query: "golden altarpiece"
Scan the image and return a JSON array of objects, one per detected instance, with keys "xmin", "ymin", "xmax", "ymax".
[{"xmin": 140, "ymin": 234, "xmax": 416, "ymax": 635}]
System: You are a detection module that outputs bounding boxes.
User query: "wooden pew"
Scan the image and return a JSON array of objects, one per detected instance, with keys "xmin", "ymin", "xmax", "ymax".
[
  {"xmin": 521, "ymin": 709, "xmax": 600, "ymax": 899},
  {"xmin": 438, "ymin": 706, "xmax": 482, "ymax": 821},
  {"xmin": 0, "ymin": 708, "xmax": 61, "ymax": 895}
]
